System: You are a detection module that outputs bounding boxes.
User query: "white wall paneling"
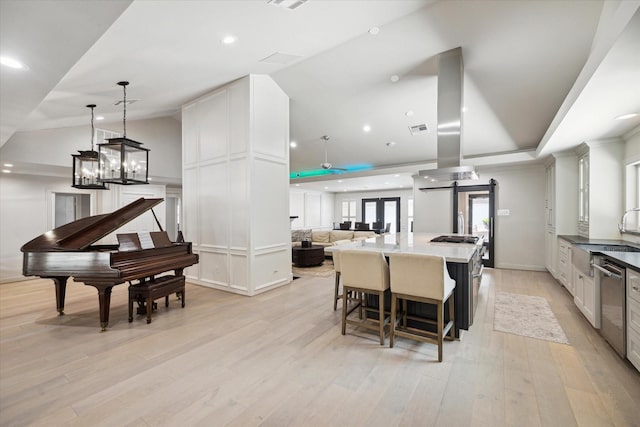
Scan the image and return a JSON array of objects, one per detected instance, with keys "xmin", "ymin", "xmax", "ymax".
[
  {"xmin": 289, "ymin": 188, "xmax": 335, "ymax": 230},
  {"xmin": 182, "ymin": 74, "xmax": 291, "ymax": 295}
]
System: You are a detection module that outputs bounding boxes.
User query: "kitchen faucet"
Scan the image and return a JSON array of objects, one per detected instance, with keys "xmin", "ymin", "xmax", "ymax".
[{"xmin": 619, "ymin": 208, "xmax": 640, "ymax": 233}]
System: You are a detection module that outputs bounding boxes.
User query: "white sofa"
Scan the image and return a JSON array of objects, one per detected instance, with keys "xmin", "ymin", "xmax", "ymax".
[{"xmin": 291, "ymin": 229, "xmax": 376, "ymax": 248}]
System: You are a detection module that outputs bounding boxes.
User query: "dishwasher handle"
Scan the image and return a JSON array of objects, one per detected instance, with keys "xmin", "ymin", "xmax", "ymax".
[{"xmin": 591, "ymin": 263, "xmax": 623, "ymax": 280}]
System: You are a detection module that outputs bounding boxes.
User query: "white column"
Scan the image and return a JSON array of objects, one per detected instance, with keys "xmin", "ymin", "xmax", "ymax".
[{"xmin": 182, "ymin": 75, "xmax": 291, "ymax": 295}]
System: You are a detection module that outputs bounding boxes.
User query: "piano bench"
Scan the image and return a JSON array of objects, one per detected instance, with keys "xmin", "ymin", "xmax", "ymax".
[{"xmin": 128, "ymin": 275, "xmax": 185, "ymax": 324}]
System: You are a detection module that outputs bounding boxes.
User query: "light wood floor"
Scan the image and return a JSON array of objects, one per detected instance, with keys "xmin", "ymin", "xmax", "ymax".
[{"xmin": 1, "ymin": 269, "xmax": 639, "ymax": 427}]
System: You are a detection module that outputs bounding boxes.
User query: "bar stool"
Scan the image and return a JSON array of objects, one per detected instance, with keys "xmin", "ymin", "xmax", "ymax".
[
  {"xmin": 388, "ymin": 253, "xmax": 456, "ymax": 362},
  {"xmin": 340, "ymin": 250, "xmax": 390, "ymax": 345}
]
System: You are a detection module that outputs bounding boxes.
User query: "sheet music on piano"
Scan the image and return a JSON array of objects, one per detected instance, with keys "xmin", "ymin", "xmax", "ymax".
[{"xmin": 137, "ymin": 232, "xmax": 155, "ymax": 250}]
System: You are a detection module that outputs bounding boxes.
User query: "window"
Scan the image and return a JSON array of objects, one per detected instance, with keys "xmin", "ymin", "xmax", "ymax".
[
  {"xmin": 341, "ymin": 200, "xmax": 356, "ymax": 223},
  {"xmin": 408, "ymin": 198, "xmax": 414, "ymax": 232},
  {"xmin": 578, "ymin": 154, "xmax": 589, "ymax": 225}
]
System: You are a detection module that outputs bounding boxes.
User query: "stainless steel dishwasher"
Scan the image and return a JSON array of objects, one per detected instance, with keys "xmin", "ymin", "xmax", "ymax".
[{"xmin": 593, "ymin": 259, "xmax": 626, "ymax": 357}]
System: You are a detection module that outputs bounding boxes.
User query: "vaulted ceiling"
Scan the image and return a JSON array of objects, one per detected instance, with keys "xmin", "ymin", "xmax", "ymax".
[{"xmin": 1, "ymin": 0, "xmax": 639, "ymax": 192}]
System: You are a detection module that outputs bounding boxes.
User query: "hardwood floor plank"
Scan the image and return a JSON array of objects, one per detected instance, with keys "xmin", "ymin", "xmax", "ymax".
[{"xmin": 1, "ymin": 269, "xmax": 640, "ymax": 427}]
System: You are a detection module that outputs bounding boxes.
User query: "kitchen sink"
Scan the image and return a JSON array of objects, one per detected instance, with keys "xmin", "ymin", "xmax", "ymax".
[{"xmin": 572, "ymin": 244, "xmax": 640, "ymax": 277}]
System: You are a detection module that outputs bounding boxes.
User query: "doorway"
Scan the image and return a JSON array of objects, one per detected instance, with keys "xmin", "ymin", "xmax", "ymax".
[
  {"xmin": 362, "ymin": 197, "xmax": 400, "ymax": 233},
  {"xmin": 54, "ymin": 193, "xmax": 91, "ymax": 228},
  {"xmin": 453, "ymin": 180, "xmax": 496, "ymax": 267}
]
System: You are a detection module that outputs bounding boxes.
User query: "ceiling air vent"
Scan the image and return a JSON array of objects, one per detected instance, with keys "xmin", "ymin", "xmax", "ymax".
[
  {"xmin": 408, "ymin": 124, "xmax": 428, "ymax": 136},
  {"xmin": 267, "ymin": 0, "xmax": 309, "ymax": 10}
]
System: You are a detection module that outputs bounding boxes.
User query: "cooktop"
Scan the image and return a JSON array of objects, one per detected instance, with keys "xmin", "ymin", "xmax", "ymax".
[{"xmin": 430, "ymin": 235, "xmax": 479, "ymax": 244}]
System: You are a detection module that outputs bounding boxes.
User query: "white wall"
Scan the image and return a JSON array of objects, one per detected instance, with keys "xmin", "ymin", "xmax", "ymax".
[
  {"xmin": 1, "ymin": 116, "xmax": 182, "ymax": 184},
  {"xmin": 623, "ymin": 126, "xmax": 640, "ymax": 244},
  {"xmin": 333, "ymin": 189, "xmax": 414, "ymax": 232},
  {"xmin": 289, "ymin": 188, "xmax": 334, "ymax": 230},
  {"xmin": 182, "ymin": 75, "xmax": 291, "ymax": 296},
  {"xmin": 412, "ymin": 163, "xmax": 547, "ymax": 271},
  {"xmin": 0, "ymin": 172, "xmax": 166, "ymax": 282}
]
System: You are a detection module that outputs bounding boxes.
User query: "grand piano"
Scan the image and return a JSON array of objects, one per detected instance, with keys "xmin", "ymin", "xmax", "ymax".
[{"xmin": 21, "ymin": 198, "xmax": 199, "ymax": 331}]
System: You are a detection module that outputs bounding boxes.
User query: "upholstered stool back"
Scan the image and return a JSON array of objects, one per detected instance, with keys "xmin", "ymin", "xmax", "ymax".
[
  {"xmin": 340, "ymin": 250, "xmax": 389, "ymax": 291},
  {"xmin": 389, "ymin": 253, "xmax": 454, "ymax": 300}
]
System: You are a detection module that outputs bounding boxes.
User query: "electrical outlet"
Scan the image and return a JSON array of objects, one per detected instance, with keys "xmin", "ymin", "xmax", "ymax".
[{"xmin": 497, "ymin": 209, "xmax": 510, "ymax": 216}]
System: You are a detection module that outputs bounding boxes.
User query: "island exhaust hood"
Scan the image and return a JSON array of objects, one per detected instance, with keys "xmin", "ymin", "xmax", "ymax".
[{"xmin": 418, "ymin": 47, "xmax": 478, "ymax": 181}]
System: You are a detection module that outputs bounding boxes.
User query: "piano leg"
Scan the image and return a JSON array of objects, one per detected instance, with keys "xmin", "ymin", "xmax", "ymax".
[
  {"xmin": 95, "ymin": 286, "xmax": 113, "ymax": 332},
  {"xmin": 49, "ymin": 276, "xmax": 69, "ymax": 315}
]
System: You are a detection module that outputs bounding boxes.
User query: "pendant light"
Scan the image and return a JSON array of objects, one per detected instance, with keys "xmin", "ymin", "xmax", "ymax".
[
  {"xmin": 71, "ymin": 104, "xmax": 108, "ymax": 189},
  {"xmin": 98, "ymin": 81, "xmax": 149, "ymax": 185}
]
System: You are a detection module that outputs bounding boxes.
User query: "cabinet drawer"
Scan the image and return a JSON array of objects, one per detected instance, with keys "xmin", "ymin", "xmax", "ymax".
[
  {"xmin": 627, "ymin": 323, "xmax": 640, "ymax": 372},
  {"xmin": 628, "ymin": 297, "xmax": 640, "ymax": 334},
  {"xmin": 558, "ymin": 240, "xmax": 570, "ymax": 256}
]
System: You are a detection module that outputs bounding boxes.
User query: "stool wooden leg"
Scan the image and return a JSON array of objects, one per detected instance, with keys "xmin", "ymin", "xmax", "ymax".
[
  {"xmin": 165, "ymin": 295, "xmax": 169, "ymax": 307},
  {"xmin": 390, "ymin": 293, "xmax": 396, "ymax": 348},
  {"xmin": 341, "ymin": 286, "xmax": 348, "ymax": 335},
  {"xmin": 448, "ymin": 293, "xmax": 455, "ymax": 339},
  {"xmin": 437, "ymin": 300, "xmax": 443, "ymax": 362},
  {"xmin": 146, "ymin": 298, "xmax": 152, "ymax": 324},
  {"xmin": 334, "ymin": 272, "xmax": 341, "ymax": 311},
  {"xmin": 378, "ymin": 290, "xmax": 385, "ymax": 346},
  {"xmin": 181, "ymin": 289, "xmax": 185, "ymax": 308}
]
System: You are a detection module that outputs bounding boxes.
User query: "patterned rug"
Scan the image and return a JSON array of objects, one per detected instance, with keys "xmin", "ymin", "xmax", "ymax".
[
  {"xmin": 292, "ymin": 260, "xmax": 335, "ymax": 278},
  {"xmin": 494, "ymin": 291, "xmax": 569, "ymax": 344}
]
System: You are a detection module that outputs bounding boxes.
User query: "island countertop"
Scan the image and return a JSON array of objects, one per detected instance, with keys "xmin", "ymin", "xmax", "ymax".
[{"xmin": 324, "ymin": 232, "xmax": 481, "ymax": 263}]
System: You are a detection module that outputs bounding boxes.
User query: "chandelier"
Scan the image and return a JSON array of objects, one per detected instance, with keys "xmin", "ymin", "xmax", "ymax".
[
  {"xmin": 98, "ymin": 81, "xmax": 149, "ymax": 185},
  {"xmin": 71, "ymin": 104, "xmax": 108, "ymax": 190}
]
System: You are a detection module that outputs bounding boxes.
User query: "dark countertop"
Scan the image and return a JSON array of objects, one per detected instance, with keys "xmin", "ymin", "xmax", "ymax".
[
  {"xmin": 557, "ymin": 235, "xmax": 640, "ymax": 271},
  {"xmin": 597, "ymin": 251, "xmax": 640, "ymax": 271},
  {"xmin": 557, "ymin": 235, "xmax": 632, "ymax": 246}
]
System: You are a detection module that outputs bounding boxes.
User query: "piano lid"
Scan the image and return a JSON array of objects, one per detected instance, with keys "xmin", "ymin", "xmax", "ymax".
[{"xmin": 21, "ymin": 198, "xmax": 164, "ymax": 252}]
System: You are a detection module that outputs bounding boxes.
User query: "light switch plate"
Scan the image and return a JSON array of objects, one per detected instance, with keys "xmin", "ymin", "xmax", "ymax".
[{"xmin": 497, "ymin": 209, "xmax": 510, "ymax": 216}]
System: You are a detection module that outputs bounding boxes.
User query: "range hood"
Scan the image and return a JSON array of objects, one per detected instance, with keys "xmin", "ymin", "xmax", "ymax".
[{"xmin": 418, "ymin": 47, "xmax": 478, "ymax": 181}]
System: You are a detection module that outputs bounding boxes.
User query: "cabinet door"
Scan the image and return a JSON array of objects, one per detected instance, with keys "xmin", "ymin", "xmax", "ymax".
[
  {"xmin": 573, "ymin": 267, "xmax": 585, "ymax": 307},
  {"xmin": 583, "ymin": 275, "xmax": 597, "ymax": 327}
]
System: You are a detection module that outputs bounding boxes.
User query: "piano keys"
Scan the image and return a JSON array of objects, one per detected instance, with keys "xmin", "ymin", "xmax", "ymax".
[{"xmin": 21, "ymin": 197, "xmax": 199, "ymax": 331}]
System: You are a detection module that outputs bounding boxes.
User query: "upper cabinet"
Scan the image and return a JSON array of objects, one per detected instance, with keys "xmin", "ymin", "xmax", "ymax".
[{"xmin": 576, "ymin": 140, "xmax": 624, "ymax": 239}]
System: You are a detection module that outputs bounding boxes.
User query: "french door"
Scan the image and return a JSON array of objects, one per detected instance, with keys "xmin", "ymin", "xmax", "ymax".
[
  {"xmin": 362, "ymin": 197, "xmax": 400, "ymax": 233},
  {"xmin": 453, "ymin": 180, "xmax": 496, "ymax": 268}
]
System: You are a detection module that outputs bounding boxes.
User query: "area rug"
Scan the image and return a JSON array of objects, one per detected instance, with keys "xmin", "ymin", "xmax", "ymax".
[
  {"xmin": 494, "ymin": 291, "xmax": 569, "ymax": 344},
  {"xmin": 292, "ymin": 260, "xmax": 335, "ymax": 278}
]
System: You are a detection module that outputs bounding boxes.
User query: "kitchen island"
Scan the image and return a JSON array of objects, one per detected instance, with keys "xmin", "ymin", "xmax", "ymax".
[{"xmin": 326, "ymin": 232, "xmax": 484, "ymax": 337}]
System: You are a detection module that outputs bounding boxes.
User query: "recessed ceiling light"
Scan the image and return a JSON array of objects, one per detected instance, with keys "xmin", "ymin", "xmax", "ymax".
[
  {"xmin": 394, "ymin": 174, "xmax": 400, "ymax": 177},
  {"xmin": 148, "ymin": 177, "xmax": 153, "ymax": 181},
  {"xmin": 462, "ymin": 107, "xmax": 468, "ymax": 113},
  {"xmin": 290, "ymin": 141, "xmax": 297, "ymax": 148},
  {"xmin": 390, "ymin": 75, "xmax": 399, "ymax": 83},
  {"xmin": 405, "ymin": 110, "xmax": 414, "ymax": 117},
  {"xmin": 386, "ymin": 141, "xmax": 396, "ymax": 147},
  {"xmin": 324, "ymin": 186, "xmax": 328, "ymax": 190},
  {"xmin": 222, "ymin": 35, "xmax": 237, "ymax": 44},
  {"xmin": 0, "ymin": 56, "xmax": 25, "ymax": 69},
  {"xmin": 2, "ymin": 170, "xmax": 11, "ymax": 173},
  {"xmin": 4, "ymin": 163, "xmax": 13, "ymax": 167},
  {"xmin": 615, "ymin": 113, "xmax": 639, "ymax": 120},
  {"xmin": 295, "ymin": 184, "xmax": 300, "ymax": 186},
  {"xmin": 337, "ymin": 180, "xmax": 343, "ymax": 183},
  {"xmin": 384, "ymin": 182, "xmax": 390, "ymax": 185},
  {"xmin": 363, "ymin": 125, "xmax": 371, "ymax": 132},
  {"xmin": 95, "ymin": 116, "xmax": 104, "ymax": 121},
  {"xmin": 368, "ymin": 27, "xmax": 380, "ymax": 35},
  {"xmin": 343, "ymin": 189, "xmax": 347, "ymax": 192}
]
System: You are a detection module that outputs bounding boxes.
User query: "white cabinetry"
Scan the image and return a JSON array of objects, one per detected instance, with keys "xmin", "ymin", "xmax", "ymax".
[
  {"xmin": 558, "ymin": 239, "xmax": 573, "ymax": 295},
  {"xmin": 573, "ymin": 266, "xmax": 599, "ymax": 328},
  {"xmin": 575, "ymin": 141, "xmax": 623, "ymax": 239},
  {"xmin": 545, "ymin": 153, "xmax": 577, "ymax": 290},
  {"xmin": 627, "ymin": 269, "xmax": 640, "ymax": 371}
]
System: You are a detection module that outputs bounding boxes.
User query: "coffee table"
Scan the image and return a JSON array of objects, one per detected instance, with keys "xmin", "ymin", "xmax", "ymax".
[{"xmin": 292, "ymin": 245, "xmax": 325, "ymax": 267}]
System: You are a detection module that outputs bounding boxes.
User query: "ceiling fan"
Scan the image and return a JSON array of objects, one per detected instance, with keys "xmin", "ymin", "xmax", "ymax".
[{"xmin": 319, "ymin": 135, "xmax": 346, "ymax": 172}]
